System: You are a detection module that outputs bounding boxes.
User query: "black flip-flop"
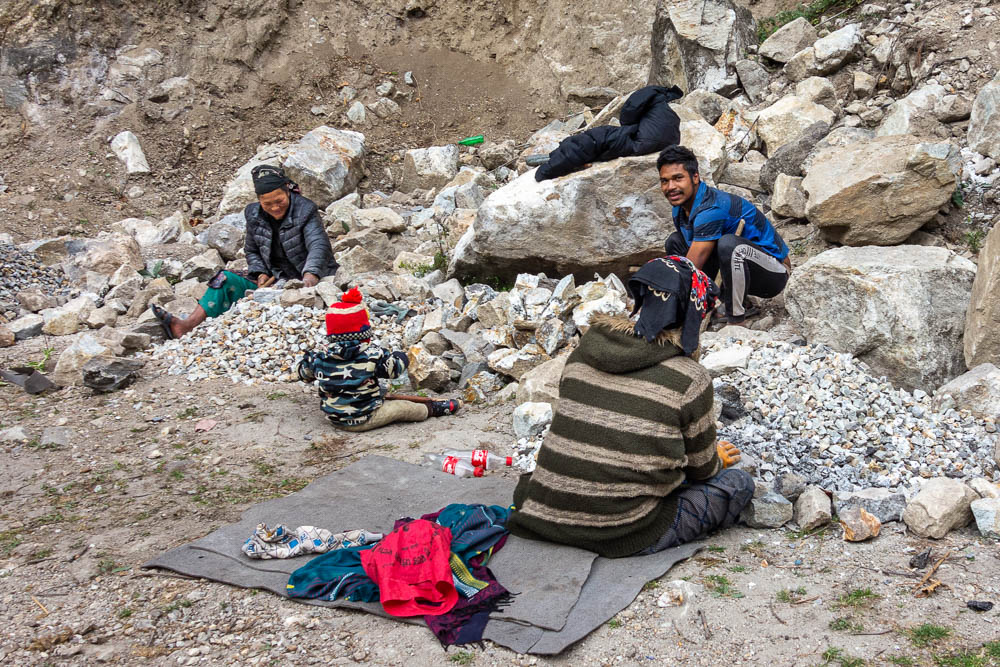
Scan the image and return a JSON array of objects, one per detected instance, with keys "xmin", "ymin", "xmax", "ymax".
[{"xmin": 150, "ymin": 303, "xmax": 177, "ymax": 340}]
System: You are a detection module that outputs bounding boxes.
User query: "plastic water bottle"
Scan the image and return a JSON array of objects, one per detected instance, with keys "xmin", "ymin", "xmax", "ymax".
[
  {"xmin": 423, "ymin": 453, "xmax": 485, "ymax": 478},
  {"xmin": 441, "ymin": 449, "xmax": 513, "ymax": 470}
]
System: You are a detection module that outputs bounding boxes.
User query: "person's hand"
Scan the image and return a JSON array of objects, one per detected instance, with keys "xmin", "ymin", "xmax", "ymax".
[
  {"xmin": 717, "ymin": 440, "xmax": 742, "ymax": 468},
  {"xmin": 257, "ymin": 274, "xmax": 272, "ymax": 288},
  {"xmin": 303, "ymin": 272, "xmax": 319, "ymax": 287}
]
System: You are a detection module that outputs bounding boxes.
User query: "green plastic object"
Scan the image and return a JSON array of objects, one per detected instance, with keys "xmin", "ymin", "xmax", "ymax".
[{"xmin": 458, "ymin": 135, "xmax": 485, "ymax": 146}]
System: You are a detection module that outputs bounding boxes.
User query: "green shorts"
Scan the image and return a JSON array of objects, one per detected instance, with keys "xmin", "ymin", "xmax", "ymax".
[{"xmin": 197, "ymin": 271, "xmax": 258, "ymax": 318}]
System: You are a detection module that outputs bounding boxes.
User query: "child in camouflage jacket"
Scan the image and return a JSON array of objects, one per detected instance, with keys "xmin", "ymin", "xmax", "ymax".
[{"xmin": 295, "ymin": 288, "xmax": 460, "ymax": 431}]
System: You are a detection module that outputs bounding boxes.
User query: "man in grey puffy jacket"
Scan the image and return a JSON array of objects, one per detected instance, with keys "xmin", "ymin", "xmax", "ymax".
[{"xmin": 150, "ymin": 165, "xmax": 337, "ymax": 338}]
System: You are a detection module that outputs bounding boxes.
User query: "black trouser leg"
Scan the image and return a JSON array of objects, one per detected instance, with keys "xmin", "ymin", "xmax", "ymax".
[
  {"xmin": 716, "ymin": 234, "xmax": 789, "ymax": 319},
  {"xmin": 664, "ymin": 232, "xmax": 720, "ymax": 280}
]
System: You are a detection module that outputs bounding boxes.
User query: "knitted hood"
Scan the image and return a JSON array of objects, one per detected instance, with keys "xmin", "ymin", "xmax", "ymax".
[{"xmin": 575, "ymin": 313, "xmax": 683, "ymax": 374}]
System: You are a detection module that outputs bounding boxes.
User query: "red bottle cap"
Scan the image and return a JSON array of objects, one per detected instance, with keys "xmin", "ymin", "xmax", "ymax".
[
  {"xmin": 505, "ymin": 456, "xmax": 513, "ymax": 466},
  {"xmin": 473, "ymin": 467, "xmax": 485, "ymax": 478}
]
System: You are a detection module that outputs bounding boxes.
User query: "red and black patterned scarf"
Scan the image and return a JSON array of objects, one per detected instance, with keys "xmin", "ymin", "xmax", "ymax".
[{"xmin": 627, "ymin": 256, "xmax": 719, "ymax": 355}]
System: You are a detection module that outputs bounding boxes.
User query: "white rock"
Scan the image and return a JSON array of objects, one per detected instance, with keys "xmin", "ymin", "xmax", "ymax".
[
  {"xmin": 513, "ymin": 402, "xmax": 553, "ymax": 440},
  {"xmin": 902, "ymin": 477, "xmax": 978, "ymax": 539},
  {"xmin": 785, "ymin": 246, "xmax": 975, "ymax": 390},
  {"xmin": 399, "ymin": 145, "xmax": 460, "ymax": 193},
  {"xmin": 968, "ymin": 71, "xmax": 1000, "ymax": 160},
  {"xmin": 756, "ymin": 94, "xmax": 836, "ymax": 154},
  {"xmin": 933, "ymin": 363, "xmax": 1000, "ymax": 420},
  {"xmin": 110, "ymin": 131, "xmax": 150, "ymax": 175},
  {"xmin": 971, "ymin": 498, "xmax": 1000, "ymax": 538},
  {"xmin": 701, "ymin": 345, "xmax": 751, "ymax": 377},
  {"xmin": 759, "ymin": 17, "xmax": 818, "ymax": 63}
]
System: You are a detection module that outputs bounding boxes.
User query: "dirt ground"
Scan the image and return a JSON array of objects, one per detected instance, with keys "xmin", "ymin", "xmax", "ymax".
[{"xmin": 2, "ymin": 336, "xmax": 999, "ymax": 666}]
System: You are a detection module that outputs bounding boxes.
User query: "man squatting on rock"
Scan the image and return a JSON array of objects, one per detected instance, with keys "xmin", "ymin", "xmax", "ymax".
[
  {"xmin": 294, "ymin": 287, "xmax": 462, "ymax": 432},
  {"xmin": 509, "ymin": 256, "xmax": 754, "ymax": 557},
  {"xmin": 151, "ymin": 165, "xmax": 337, "ymax": 338},
  {"xmin": 658, "ymin": 145, "xmax": 791, "ymax": 324}
]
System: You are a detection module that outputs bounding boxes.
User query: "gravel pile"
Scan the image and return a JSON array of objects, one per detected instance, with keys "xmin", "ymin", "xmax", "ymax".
[
  {"xmin": 0, "ymin": 242, "xmax": 72, "ymax": 305},
  {"xmin": 153, "ymin": 300, "xmax": 412, "ymax": 384},
  {"xmin": 710, "ymin": 336, "xmax": 999, "ymax": 493}
]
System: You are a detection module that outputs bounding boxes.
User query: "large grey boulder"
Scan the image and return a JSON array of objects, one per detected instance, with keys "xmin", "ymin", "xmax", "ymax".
[
  {"xmin": 802, "ymin": 136, "xmax": 957, "ymax": 245},
  {"xmin": 933, "ymin": 364, "xmax": 1000, "ymax": 420},
  {"xmin": 783, "ymin": 24, "xmax": 862, "ymax": 81},
  {"xmin": 756, "ymin": 94, "xmax": 836, "ymax": 154},
  {"xmin": 968, "ymin": 71, "xmax": 1000, "ymax": 160},
  {"xmin": 902, "ymin": 478, "xmax": 978, "ymax": 539},
  {"xmin": 833, "ymin": 488, "xmax": 907, "ymax": 523},
  {"xmin": 399, "ymin": 145, "xmax": 460, "ymax": 193},
  {"xmin": 217, "ymin": 127, "xmax": 366, "ymax": 215},
  {"xmin": 785, "ymin": 246, "xmax": 976, "ymax": 390},
  {"xmin": 648, "ymin": 0, "xmax": 756, "ymax": 94},
  {"xmin": 61, "ymin": 234, "xmax": 144, "ymax": 283},
  {"xmin": 759, "ymin": 17, "xmax": 818, "ymax": 63},
  {"xmin": 964, "ymin": 221, "xmax": 1000, "ymax": 367},
  {"xmin": 679, "ymin": 119, "xmax": 728, "ymax": 181},
  {"xmin": 52, "ymin": 333, "xmax": 115, "ymax": 386},
  {"xmin": 448, "ymin": 155, "xmax": 672, "ymax": 281}
]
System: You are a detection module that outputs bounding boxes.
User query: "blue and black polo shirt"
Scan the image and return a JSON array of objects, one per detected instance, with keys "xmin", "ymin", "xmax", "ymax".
[{"xmin": 673, "ymin": 182, "xmax": 789, "ymax": 261}]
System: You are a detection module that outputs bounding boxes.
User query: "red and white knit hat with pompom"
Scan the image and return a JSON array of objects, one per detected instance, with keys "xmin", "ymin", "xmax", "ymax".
[{"xmin": 325, "ymin": 287, "xmax": 372, "ymax": 341}]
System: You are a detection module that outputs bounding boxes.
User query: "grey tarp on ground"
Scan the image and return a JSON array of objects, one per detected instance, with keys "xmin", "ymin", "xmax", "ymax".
[{"xmin": 143, "ymin": 455, "xmax": 702, "ymax": 655}]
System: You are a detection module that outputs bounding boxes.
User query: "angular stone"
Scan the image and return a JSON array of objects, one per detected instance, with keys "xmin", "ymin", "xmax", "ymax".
[
  {"xmin": 0, "ymin": 426, "xmax": 29, "ymax": 442},
  {"xmin": 795, "ymin": 77, "xmax": 842, "ymax": 116},
  {"xmin": 741, "ymin": 491, "xmax": 793, "ymax": 528},
  {"xmin": 41, "ymin": 308, "xmax": 81, "ymax": 336},
  {"xmin": 367, "ymin": 96, "xmax": 400, "ymax": 119},
  {"xmin": 853, "ymin": 70, "xmax": 876, "ymax": 98},
  {"xmin": 535, "ymin": 318, "xmax": 566, "ymax": 356},
  {"xmin": 479, "ymin": 139, "xmax": 518, "ymax": 171},
  {"xmin": 513, "ymin": 401, "xmax": 554, "ymax": 440},
  {"xmin": 52, "ymin": 334, "xmax": 114, "ymax": 386},
  {"xmin": 487, "ymin": 344, "xmax": 551, "ymax": 380},
  {"xmin": 833, "ymin": 488, "xmax": 907, "ymax": 523},
  {"xmin": 964, "ymin": 222, "xmax": 1000, "ymax": 367},
  {"xmin": 812, "ymin": 24, "xmax": 862, "ymax": 73},
  {"xmin": 735, "ymin": 59, "xmax": 770, "ymax": 104},
  {"xmin": 774, "ymin": 472, "xmax": 807, "ymax": 501},
  {"xmin": 933, "ymin": 364, "xmax": 1000, "ymax": 420},
  {"xmin": 802, "ymin": 136, "xmax": 958, "ymax": 245},
  {"xmin": 0, "ymin": 323, "xmax": 13, "ymax": 347},
  {"xmin": 783, "ymin": 47, "xmax": 818, "ymax": 82},
  {"xmin": 106, "ymin": 276, "xmax": 144, "ymax": 306},
  {"xmin": 10, "ymin": 314, "xmax": 44, "ymax": 340},
  {"xmin": 771, "ymin": 174, "xmax": 807, "ymax": 218},
  {"xmin": 346, "ymin": 101, "xmax": 367, "ymax": 125},
  {"xmin": 968, "ymin": 71, "xmax": 1000, "ymax": 160},
  {"xmin": 648, "ymin": 0, "xmax": 755, "ymax": 94},
  {"xmin": 675, "ymin": 90, "xmax": 730, "ymax": 125},
  {"xmin": 197, "ymin": 223, "xmax": 244, "ymax": 261},
  {"xmin": 759, "ymin": 17, "xmax": 818, "ymax": 63},
  {"xmin": 63, "ymin": 234, "xmax": 143, "ymax": 281},
  {"xmin": 338, "ymin": 245, "xmax": 393, "ymax": 280},
  {"xmin": 181, "ymin": 249, "xmax": 224, "ymax": 282},
  {"xmin": 877, "ymin": 83, "xmax": 948, "ymax": 138},
  {"xmin": 757, "ymin": 95, "xmax": 837, "ymax": 154},
  {"xmin": 760, "ymin": 121, "xmax": 830, "ymax": 192},
  {"xmin": 282, "ymin": 127, "xmax": 366, "ymax": 208},
  {"xmin": 476, "ymin": 293, "xmax": 511, "ymax": 329},
  {"xmin": 448, "ymin": 155, "xmax": 673, "ymax": 278},
  {"xmin": 354, "ymin": 207, "xmax": 406, "ymax": 234},
  {"xmin": 902, "ymin": 478, "xmax": 978, "ymax": 539},
  {"xmin": 794, "ymin": 486, "xmax": 832, "ymax": 532},
  {"xmin": 935, "ymin": 94, "xmax": 972, "ymax": 123},
  {"xmin": 701, "ymin": 345, "xmax": 751, "ymax": 377},
  {"xmin": 971, "ymin": 498, "xmax": 1000, "ymax": 538},
  {"xmin": 432, "ymin": 279, "xmax": 466, "ymax": 309},
  {"xmin": 786, "ymin": 246, "xmax": 975, "ymax": 390},
  {"xmin": 840, "ymin": 506, "xmax": 881, "ymax": 542},
  {"xmin": 82, "ymin": 356, "xmax": 145, "ymax": 392},
  {"xmin": 400, "ymin": 145, "xmax": 460, "ymax": 193},
  {"xmin": 720, "ymin": 161, "xmax": 762, "ymax": 192},
  {"xmin": 126, "ymin": 278, "xmax": 175, "ymax": 318},
  {"xmin": 110, "ymin": 131, "xmax": 150, "ymax": 175},
  {"xmin": 279, "ymin": 287, "xmax": 321, "ymax": 308},
  {"xmin": 16, "ymin": 288, "xmax": 57, "ymax": 312},
  {"xmin": 680, "ymin": 119, "xmax": 728, "ymax": 182},
  {"xmin": 516, "ymin": 354, "xmax": 567, "ymax": 405},
  {"xmin": 407, "ymin": 345, "xmax": 452, "ymax": 392},
  {"xmin": 968, "ymin": 478, "xmax": 1000, "ymax": 500}
]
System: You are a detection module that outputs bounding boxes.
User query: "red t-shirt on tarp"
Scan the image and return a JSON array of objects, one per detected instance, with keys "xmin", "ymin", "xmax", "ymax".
[{"xmin": 360, "ymin": 519, "xmax": 458, "ymax": 617}]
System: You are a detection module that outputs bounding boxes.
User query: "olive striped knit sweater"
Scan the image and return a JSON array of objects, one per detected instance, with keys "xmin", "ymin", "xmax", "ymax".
[{"xmin": 509, "ymin": 314, "xmax": 721, "ymax": 558}]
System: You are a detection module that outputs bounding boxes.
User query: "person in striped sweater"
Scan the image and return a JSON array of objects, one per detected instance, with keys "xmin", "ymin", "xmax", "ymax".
[{"xmin": 508, "ymin": 257, "xmax": 755, "ymax": 558}]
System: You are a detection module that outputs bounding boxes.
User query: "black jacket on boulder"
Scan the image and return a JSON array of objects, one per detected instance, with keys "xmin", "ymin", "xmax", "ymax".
[
  {"xmin": 244, "ymin": 192, "xmax": 337, "ymax": 280},
  {"xmin": 535, "ymin": 85, "xmax": 684, "ymax": 182}
]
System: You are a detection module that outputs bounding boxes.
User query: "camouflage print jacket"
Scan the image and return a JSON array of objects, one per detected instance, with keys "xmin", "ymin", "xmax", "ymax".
[{"xmin": 295, "ymin": 341, "xmax": 409, "ymax": 426}]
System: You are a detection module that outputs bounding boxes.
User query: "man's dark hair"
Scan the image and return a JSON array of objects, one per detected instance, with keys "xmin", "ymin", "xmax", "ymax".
[{"xmin": 656, "ymin": 145, "xmax": 699, "ymax": 176}]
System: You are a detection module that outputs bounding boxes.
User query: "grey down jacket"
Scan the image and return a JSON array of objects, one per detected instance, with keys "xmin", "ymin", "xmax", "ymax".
[{"xmin": 243, "ymin": 192, "xmax": 337, "ymax": 279}]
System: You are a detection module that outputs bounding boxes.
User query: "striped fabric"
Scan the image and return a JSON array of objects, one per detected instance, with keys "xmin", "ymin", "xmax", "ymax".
[{"xmin": 508, "ymin": 314, "xmax": 720, "ymax": 558}]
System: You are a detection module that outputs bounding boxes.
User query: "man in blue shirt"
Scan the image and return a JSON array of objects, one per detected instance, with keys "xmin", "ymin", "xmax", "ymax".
[{"xmin": 657, "ymin": 145, "xmax": 791, "ymax": 324}]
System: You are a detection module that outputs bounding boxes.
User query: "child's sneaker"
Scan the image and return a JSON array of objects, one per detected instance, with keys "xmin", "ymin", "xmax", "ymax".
[{"xmin": 429, "ymin": 399, "xmax": 462, "ymax": 417}]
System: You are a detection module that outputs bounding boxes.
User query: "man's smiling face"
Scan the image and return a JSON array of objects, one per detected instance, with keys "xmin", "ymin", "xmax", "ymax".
[{"xmin": 659, "ymin": 163, "xmax": 700, "ymax": 208}]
